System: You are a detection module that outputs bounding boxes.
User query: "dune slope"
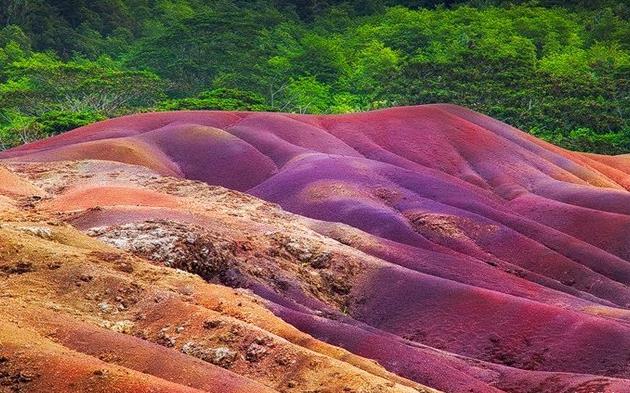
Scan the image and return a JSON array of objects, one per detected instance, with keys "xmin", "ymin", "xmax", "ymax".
[{"xmin": 2, "ymin": 104, "xmax": 630, "ymax": 392}]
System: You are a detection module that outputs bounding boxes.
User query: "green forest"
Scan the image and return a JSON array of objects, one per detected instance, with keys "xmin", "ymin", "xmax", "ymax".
[{"xmin": 0, "ymin": 0, "xmax": 628, "ymax": 153}]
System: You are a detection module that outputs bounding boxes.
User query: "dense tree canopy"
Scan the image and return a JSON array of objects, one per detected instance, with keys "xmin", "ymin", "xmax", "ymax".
[{"xmin": 0, "ymin": 0, "xmax": 628, "ymax": 153}]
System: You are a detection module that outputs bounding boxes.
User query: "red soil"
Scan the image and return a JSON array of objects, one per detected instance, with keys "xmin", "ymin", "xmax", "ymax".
[{"xmin": 2, "ymin": 105, "xmax": 630, "ymax": 393}]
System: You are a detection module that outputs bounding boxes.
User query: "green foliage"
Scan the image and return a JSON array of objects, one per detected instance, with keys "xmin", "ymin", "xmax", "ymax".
[
  {"xmin": 0, "ymin": 110, "xmax": 42, "ymax": 149},
  {"xmin": 0, "ymin": 108, "xmax": 105, "ymax": 149},
  {"xmin": 37, "ymin": 110, "xmax": 106, "ymax": 135},
  {"xmin": 2, "ymin": 53, "xmax": 164, "ymax": 116},
  {"xmin": 0, "ymin": 30, "xmax": 164, "ymax": 148},
  {"xmin": 285, "ymin": 76, "xmax": 332, "ymax": 113},
  {"xmin": 532, "ymin": 127, "xmax": 630, "ymax": 155},
  {"xmin": 127, "ymin": 3, "xmax": 286, "ymax": 96},
  {"xmin": 158, "ymin": 88, "xmax": 271, "ymax": 111},
  {"xmin": 0, "ymin": 1, "xmax": 628, "ymax": 154}
]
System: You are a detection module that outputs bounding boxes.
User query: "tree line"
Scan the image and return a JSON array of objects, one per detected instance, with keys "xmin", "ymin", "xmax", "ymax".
[{"xmin": 0, "ymin": 0, "xmax": 628, "ymax": 153}]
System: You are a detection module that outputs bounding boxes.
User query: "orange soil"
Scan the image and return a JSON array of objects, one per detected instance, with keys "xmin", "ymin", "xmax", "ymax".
[{"xmin": 0, "ymin": 165, "xmax": 435, "ymax": 393}]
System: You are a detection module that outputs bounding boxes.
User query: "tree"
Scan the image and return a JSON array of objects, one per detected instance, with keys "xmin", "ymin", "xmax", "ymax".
[
  {"xmin": 158, "ymin": 88, "xmax": 271, "ymax": 111},
  {"xmin": 2, "ymin": 53, "xmax": 164, "ymax": 116},
  {"xmin": 0, "ymin": 0, "xmax": 628, "ymax": 153},
  {"xmin": 283, "ymin": 76, "xmax": 331, "ymax": 113}
]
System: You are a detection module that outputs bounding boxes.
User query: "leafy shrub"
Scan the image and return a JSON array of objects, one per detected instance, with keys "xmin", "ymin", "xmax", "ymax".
[
  {"xmin": 38, "ymin": 110, "xmax": 106, "ymax": 135},
  {"xmin": 157, "ymin": 88, "xmax": 271, "ymax": 111},
  {"xmin": 0, "ymin": 110, "xmax": 42, "ymax": 149},
  {"xmin": 1, "ymin": 2, "xmax": 629, "ymax": 153},
  {"xmin": 531, "ymin": 127, "xmax": 630, "ymax": 155}
]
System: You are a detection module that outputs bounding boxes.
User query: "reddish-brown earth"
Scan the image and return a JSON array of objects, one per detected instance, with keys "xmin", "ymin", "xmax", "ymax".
[{"xmin": 1, "ymin": 104, "xmax": 630, "ymax": 393}]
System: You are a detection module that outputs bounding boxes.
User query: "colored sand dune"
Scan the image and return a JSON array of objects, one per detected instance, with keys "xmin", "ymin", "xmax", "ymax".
[{"xmin": 1, "ymin": 104, "xmax": 629, "ymax": 393}]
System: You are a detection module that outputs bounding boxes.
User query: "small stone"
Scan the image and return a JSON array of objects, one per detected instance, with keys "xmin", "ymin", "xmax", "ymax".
[
  {"xmin": 47, "ymin": 261, "xmax": 62, "ymax": 270},
  {"xmin": 158, "ymin": 330, "xmax": 176, "ymax": 347},
  {"xmin": 108, "ymin": 320, "xmax": 134, "ymax": 334},
  {"xmin": 209, "ymin": 347, "xmax": 237, "ymax": 368},
  {"xmin": 310, "ymin": 252, "xmax": 332, "ymax": 269},
  {"xmin": 79, "ymin": 273, "xmax": 93, "ymax": 282},
  {"xmin": 17, "ymin": 371, "xmax": 34, "ymax": 382},
  {"xmin": 202, "ymin": 319, "xmax": 222, "ymax": 329},
  {"xmin": 245, "ymin": 342, "xmax": 267, "ymax": 362},
  {"xmin": 182, "ymin": 342, "xmax": 237, "ymax": 368},
  {"xmin": 116, "ymin": 262, "xmax": 134, "ymax": 273},
  {"xmin": 275, "ymin": 353, "xmax": 295, "ymax": 366},
  {"xmin": 298, "ymin": 252, "xmax": 312, "ymax": 262}
]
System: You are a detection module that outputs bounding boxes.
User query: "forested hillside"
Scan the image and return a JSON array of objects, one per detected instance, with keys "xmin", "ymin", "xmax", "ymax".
[{"xmin": 1, "ymin": 0, "xmax": 628, "ymax": 153}]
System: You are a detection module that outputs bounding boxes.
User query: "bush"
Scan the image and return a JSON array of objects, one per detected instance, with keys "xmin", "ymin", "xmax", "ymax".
[
  {"xmin": 38, "ymin": 110, "xmax": 106, "ymax": 135},
  {"xmin": 531, "ymin": 127, "xmax": 630, "ymax": 154},
  {"xmin": 157, "ymin": 88, "xmax": 271, "ymax": 111},
  {"xmin": 0, "ymin": 110, "xmax": 43, "ymax": 149}
]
